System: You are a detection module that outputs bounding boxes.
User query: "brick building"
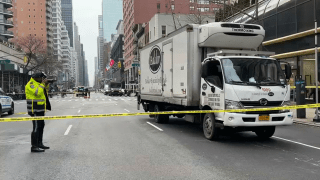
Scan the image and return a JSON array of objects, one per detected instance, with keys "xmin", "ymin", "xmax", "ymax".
[
  {"xmin": 12, "ymin": 0, "xmax": 54, "ymax": 51},
  {"xmin": 123, "ymin": 0, "xmax": 230, "ymax": 89}
]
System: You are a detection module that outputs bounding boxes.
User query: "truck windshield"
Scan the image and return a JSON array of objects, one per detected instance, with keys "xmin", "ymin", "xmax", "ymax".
[
  {"xmin": 221, "ymin": 58, "xmax": 286, "ymax": 86},
  {"xmin": 110, "ymin": 83, "xmax": 122, "ymax": 88}
]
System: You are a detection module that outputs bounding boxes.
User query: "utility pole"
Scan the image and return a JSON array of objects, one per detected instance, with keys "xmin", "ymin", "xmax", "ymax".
[{"xmin": 314, "ymin": 0, "xmax": 320, "ymax": 122}]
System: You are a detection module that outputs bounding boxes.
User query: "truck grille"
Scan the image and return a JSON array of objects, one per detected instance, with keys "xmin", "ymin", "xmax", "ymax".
[
  {"xmin": 244, "ymin": 110, "xmax": 281, "ymax": 115},
  {"xmin": 241, "ymin": 101, "xmax": 283, "ymax": 107}
]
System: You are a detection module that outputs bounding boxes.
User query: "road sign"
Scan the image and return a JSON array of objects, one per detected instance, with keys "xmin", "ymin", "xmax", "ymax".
[
  {"xmin": 132, "ymin": 63, "xmax": 140, "ymax": 67},
  {"xmin": 0, "ymin": 60, "xmax": 10, "ymax": 64}
]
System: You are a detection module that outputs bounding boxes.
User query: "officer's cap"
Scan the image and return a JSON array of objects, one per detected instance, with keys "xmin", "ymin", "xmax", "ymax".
[{"xmin": 32, "ymin": 72, "xmax": 47, "ymax": 78}]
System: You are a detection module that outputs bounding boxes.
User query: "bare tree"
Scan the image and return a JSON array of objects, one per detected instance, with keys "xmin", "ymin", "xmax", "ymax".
[
  {"xmin": 165, "ymin": 0, "xmax": 216, "ymax": 27},
  {"xmin": 212, "ymin": 0, "xmax": 251, "ymax": 22},
  {"xmin": 38, "ymin": 53, "xmax": 63, "ymax": 77},
  {"xmin": 11, "ymin": 35, "xmax": 47, "ymax": 74}
]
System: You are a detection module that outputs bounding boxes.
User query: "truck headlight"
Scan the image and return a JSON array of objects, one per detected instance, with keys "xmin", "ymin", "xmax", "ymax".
[
  {"xmin": 225, "ymin": 100, "xmax": 243, "ymax": 109},
  {"xmin": 281, "ymin": 101, "xmax": 291, "ymax": 113},
  {"xmin": 121, "ymin": 89, "xmax": 124, "ymax": 92}
]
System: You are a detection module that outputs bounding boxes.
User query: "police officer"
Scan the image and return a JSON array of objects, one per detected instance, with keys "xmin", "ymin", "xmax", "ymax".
[{"xmin": 25, "ymin": 72, "xmax": 51, "ymax": 153}]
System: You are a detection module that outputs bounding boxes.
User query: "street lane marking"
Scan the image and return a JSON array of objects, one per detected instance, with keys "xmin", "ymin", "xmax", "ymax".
[
  {"xmin": 109, "ymin": 99, "xmax": 111, "ymax": 101},
  {"xmin": 147, "ymin": 122, "xmax": 163, "ymax": 131},
  {"xmin": 78, "ymin": 110, "xmax": 81, "ymax": 113},
  {"xmin": 124, "ymin": 109, "xmax": 130, "ymax": 112},
  {"xmin": 273, "ymin": 136, "xmax": 320, "ymax": 150},
  {"xmin": 64, "ymin": 125, "xmax": 72, "ymax": 135}
]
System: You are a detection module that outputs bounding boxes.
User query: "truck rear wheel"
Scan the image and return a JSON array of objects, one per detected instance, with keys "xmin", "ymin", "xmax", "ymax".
[
  {"xmin": 255, "ymin": 126, "xmax": 276, "ymax": 139},
  {"xmin": 154, "ymin": 104, "xmax": 169, "ymax": 124},
  {"xmin": 203, "ymin": 113, "xmax": 219, "ymax": 140}
]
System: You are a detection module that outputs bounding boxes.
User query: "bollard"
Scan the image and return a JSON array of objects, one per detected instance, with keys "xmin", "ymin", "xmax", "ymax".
[{"xmin": 295, "ymin": 75, "xmax": 306, "ymax": 118}]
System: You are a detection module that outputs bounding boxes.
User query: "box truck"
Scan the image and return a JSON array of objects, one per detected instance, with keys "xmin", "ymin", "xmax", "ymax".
[{"xmin": 137, "ymin": 22, "xmax": 293, "ymax": 140}]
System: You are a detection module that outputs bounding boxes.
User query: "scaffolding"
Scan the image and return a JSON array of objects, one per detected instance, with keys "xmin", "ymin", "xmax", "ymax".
[{"xmin": 0, "ymin": 70, "xmax": 31, "ymax": 93}]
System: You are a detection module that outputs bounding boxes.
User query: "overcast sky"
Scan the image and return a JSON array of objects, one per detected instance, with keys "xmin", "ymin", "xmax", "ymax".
[{"xmin": 73, "ymin": 0, "xmax": 102, "ymax": 87}]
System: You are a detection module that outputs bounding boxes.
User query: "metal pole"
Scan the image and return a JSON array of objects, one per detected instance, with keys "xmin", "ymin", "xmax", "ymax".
[
  {"xmin": 223, "ymin": 0, "xmax": 226, "ymax": 22},
  {"xmin": 1, "ymin": 70, "xmax": 3, "ymax": 90},
  {"xmin": 314, "ymin": 0, "xmax": 320, "ymax": 122},
  {"xmin": 256, "ymin": 0, "xmax": 259, "ymax": 24}
]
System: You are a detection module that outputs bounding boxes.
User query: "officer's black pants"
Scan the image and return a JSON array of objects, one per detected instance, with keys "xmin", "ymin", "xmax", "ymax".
[{"xmin": 30, "ymin": 112, "xmax": 45, "ymax": 147}]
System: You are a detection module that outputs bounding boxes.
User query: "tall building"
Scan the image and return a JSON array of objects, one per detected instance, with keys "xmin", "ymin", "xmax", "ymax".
[
  {"xmin": 97, "ymin": 15, "xmax": 104, "ymax": 78},
  {"xmin": 123, "ymin": 0, "xmax": 223, "ymax": 87},
  {"xmin": 61, "ymin": 0, "xmax": 73, "ymax": 47},
  {"xmin": 52, "ymin": 0, "xmax": 62, "ymax": 62},
  {"xmin": 102, "ymin": 0, "xmax": 122, "ymax": 41},
  {"xmin": 12, "ymin": 0, "xmax": 54, "ymax": 51},
  {"xmin": 61, "ymin": 22, "xmax": 71, "ymax": 88},
  {"xmin": 70, "ymin": 47, "xmax": 78, "ymax": 87},
  {"xmin": 84, "ymin": 60, "xmax": 89, "ymax": 86},
  {"xmin": 94, "ymin": 57, "xmax": 98, "ymax": 87},
  {"xmin": 0, "ymin": 0, "xmax": 13, "ymax": 41},
  {"xmin": 110, "ymin": 20, "xmax": 124, "ymax": 87},
  {"xmin": 74, "ymin": 22, "xmax": 84, "ymax": 86}
]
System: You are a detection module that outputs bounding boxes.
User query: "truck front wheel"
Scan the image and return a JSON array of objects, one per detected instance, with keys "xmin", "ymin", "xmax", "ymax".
[
  {"xmin": 154, "ymin": 104, "xmax": 169, "ymax": 124},
  {"xmin": 255, "ymin": 126, "xmax": 276, "ymax": 139},
  {"xmin": 203, "ymin": 113, "xmax": 219, "ymax": 140}
]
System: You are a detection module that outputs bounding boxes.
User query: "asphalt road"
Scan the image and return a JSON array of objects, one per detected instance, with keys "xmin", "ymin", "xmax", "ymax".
[{"xmin": 0, "ymin": 93, "xmax": 319, "ymax": 180}]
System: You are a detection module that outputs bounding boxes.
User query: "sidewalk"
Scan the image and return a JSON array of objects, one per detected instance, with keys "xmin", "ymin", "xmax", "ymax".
[{"xmin": 292, "ymin": 108, "xmax": 320, "ymax": 127}]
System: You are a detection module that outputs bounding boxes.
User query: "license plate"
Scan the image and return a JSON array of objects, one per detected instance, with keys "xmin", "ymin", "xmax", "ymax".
[{"xmin": 259, "ymin": 115, "xmax": 270, "ymax": 121}]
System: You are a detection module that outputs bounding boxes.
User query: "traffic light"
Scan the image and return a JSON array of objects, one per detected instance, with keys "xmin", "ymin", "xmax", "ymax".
[{"xmin": 118, "ymin": 61, "xmax": 121, "ymax": 68}]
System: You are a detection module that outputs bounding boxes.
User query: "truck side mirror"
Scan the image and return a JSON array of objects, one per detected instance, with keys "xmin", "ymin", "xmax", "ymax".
[
  {"xmin": 201, "ymin": 63, "xmax": 208, "ymax": 78},
  {"xmin": 285, "ymin": 64, "xmax": 292, "ymax": 79},
  {"xmin": 211, "ymin": 87, "xmax": 215, "ymax": 93}
]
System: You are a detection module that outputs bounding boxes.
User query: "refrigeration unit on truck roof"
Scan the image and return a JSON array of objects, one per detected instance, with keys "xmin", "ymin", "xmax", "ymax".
[{"xmin": 198, "ymin": 22, "xmax": 265, "ymax": 49}]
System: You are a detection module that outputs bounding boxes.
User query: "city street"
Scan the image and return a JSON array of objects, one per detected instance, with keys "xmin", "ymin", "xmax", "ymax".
[{"xmin": 0, "ymin": 93, "xmax": 319, "ymax": 180}]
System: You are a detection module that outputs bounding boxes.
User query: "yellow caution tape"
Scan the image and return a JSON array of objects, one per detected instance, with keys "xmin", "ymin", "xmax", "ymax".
[
  {"xmin": 1, "ymin": 104, "xmax": 320, "ymax": 123},
  {"xmin": 291, "ymin": 86, "xmax": 320, "ymax": 89}
]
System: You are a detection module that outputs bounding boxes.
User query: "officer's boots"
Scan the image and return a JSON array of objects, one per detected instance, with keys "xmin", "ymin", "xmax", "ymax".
[
  {"xmin": 31, "ymin": 132, "xmax": 45, "ymax": 153},
  {"xmin": 38, "ymin": 136, "xmax": 50, "ymax": 149}
]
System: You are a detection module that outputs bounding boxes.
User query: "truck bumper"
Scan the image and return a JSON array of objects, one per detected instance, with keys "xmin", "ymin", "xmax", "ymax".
[{"xmin": 222, "ymin": 112, "xmax": 293, "ymax": 127}]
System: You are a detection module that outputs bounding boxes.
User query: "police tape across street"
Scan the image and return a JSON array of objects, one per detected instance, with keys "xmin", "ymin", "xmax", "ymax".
[{"xmin": 1, "ymin": 104, "xmax": 320, "ymax": 123}]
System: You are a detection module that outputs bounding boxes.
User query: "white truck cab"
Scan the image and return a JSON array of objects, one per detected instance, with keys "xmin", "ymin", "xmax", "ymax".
[
  {"xmin": 0, "ymin": 88, "xmax": 14, "ymax": 117},
  {"xmin": 138, "ymin": 22, "xmax": 293, "ymax": 140}
]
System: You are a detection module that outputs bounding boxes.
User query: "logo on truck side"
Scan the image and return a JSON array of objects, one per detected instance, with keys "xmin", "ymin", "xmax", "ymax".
[{"xmin": 149, "ymin": 46, "xmax": 162, "ymax": 74}]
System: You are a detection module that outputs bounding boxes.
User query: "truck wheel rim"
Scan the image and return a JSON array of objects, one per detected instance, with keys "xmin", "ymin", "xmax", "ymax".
[{"xmin": 204, "ymin": 116, "xmax": 213, "ymax": 136}]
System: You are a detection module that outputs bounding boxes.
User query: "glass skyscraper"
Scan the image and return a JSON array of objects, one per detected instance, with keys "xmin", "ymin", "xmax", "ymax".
[
  {"xmin": 61, "ymin": 0, "xmax": 74, "ymax": 47},
  {"xmin": 102, "ymin": 0, "xmax": 123, "ymax": 41}
]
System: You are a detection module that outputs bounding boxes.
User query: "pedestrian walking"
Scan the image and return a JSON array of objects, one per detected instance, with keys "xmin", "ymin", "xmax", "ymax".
[{"xmin": 25, "ymin": 72, "xmax": 51, "ymax": 153}]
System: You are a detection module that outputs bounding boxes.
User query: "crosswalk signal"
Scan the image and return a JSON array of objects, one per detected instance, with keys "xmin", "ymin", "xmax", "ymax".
[{"xmin": 118, "ymin": 61, "xmax": 121, "ymax": 68}]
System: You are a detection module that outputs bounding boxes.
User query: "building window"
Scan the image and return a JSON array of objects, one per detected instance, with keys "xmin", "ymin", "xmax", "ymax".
[
  {"xmin": 190, "ymin": 0, "xmax": 194, "ymax": 2},
  {"xmin": 162, "ymin": 26, "xmax": 166, "ymax": 36},
  {"xmin": 157, "ymin": 3, "xmax": 160, "ymax": 10},
  {"xmin": 171, "ymin": 4, "xmax": 175, "ymax": 10},
  {"xmin": 190, "ymin": 6, "xmax": 194, "ymax": 11},
  {"xmin": 205, "ymin": 7, "xmax": 209, "ymax": 12}
]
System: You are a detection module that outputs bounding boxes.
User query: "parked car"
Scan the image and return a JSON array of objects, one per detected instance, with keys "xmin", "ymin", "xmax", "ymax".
[{"xmin": 0, "ymin": 88, "xmax": 14, "ymax": 117}]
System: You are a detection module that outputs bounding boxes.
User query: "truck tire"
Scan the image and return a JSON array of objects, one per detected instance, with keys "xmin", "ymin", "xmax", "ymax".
[
  {"xmin": 149, "ymin": 104, "xmax": 155, "ymax": 118},
  {"xmin": 0, "ymin": 106, "xmax": 2, "ymax": 118},
  {"xmin": 154, "ymin": 104, "xmax": 169, "ymax": 124},
  {"xmin": 8, "ymin": 103, "xmax": 14, "ymax": 115},
  {"xmin": 203, "ymin": 113, "xmax": 219, "ymax": 140},
  {"xmin": 255, "ymin": 126, "xmax": 276, "ymax": 139}
]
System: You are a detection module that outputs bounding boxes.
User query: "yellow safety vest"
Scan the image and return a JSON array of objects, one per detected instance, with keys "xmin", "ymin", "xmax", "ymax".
[{"xmin": 25, "ymin": 78, "xmax": 49, "ymax": 114}]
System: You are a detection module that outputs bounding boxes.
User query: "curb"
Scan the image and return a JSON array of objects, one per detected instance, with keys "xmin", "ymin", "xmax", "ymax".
[{"xmin": 293, "ymin": 120, "xmax": 320, "ymax": 127}]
